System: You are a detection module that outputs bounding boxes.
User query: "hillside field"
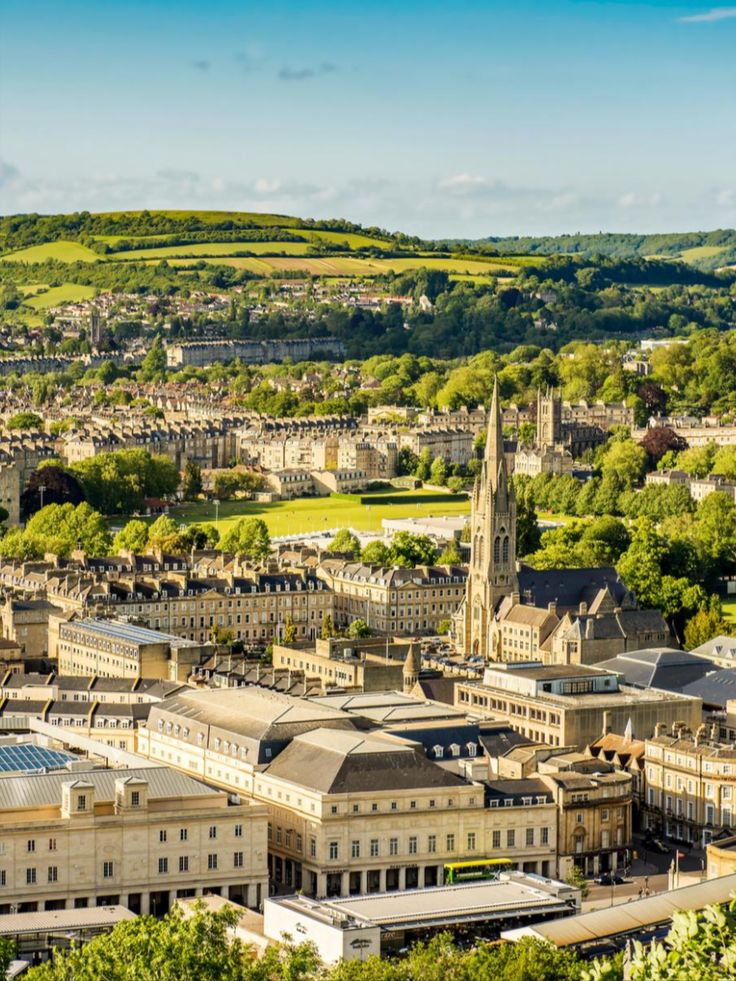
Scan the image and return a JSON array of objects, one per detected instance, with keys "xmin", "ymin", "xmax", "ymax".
[
  {"xmin": 23, "ymin": 282, "xmax": 97, "ymax": 309},
  {"xmin": 1, "ymin": 241, "xmax": 101, "ymax": 263}
]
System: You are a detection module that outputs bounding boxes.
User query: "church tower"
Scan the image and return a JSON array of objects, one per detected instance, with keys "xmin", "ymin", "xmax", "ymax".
[
  {"xmin": 536, "ymin": 386, "xmax": 562, "ymax": 449},
  {"xmin": 458, "ymin": 377, "xmax": 517, "ymax": 658}
]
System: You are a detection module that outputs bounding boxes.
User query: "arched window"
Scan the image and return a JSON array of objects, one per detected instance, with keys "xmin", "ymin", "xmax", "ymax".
[
  {"xmin": 502, "ymin": 536, "xmax": 510, "ymax": 563},
  {"xmin": 493, "ymin": 536, "xmax": 501, "ymax": 562}
]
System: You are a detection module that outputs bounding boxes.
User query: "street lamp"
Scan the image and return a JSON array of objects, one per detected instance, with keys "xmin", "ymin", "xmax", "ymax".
[{"xmin": 213, "ymin": 498, "xmax": 220, "ymax": 532}]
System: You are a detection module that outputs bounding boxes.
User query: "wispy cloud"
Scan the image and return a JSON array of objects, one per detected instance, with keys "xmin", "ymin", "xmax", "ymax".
[
  {"xmin": 190, "ymin": 59, "xmax": 211, "ymax": 72},
  {"xmin": 677, "ymin": 6, "xmax": 736, "ymax": 23},
  {"xmin": 278, "ymin": 62, "xmax": 337, "ymax": 82},
  {"xmin": 234, "ymin": 45, "xmax": 263, "ymax": 73}
]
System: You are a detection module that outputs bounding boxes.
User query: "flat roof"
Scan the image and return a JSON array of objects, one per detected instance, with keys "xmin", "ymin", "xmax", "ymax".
[
  {"xmin": 268, "ymin": 874, "xmax": 576, "ymax": 931},
  {"xmin": 0, "ymin": 743, "xmax": 76, "ymax": 773},
  {"xmin": 0, "ymin": 905, "xmax": 135, "ymax": 936},
  {"xmin": 502, "ymin": 873, "xmax": 736, "ymax": 947}
]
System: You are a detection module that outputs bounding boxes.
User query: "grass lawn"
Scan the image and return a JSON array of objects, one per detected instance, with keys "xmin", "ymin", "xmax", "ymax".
[
  {"xmin": 721, "ymin": 597, "xmax": 736, "ymax": 624},
  {"xmin": 1, "ymin": 241, "xmax": 100, "ymax": 263},
  {"xmin": 23, "ymin": 283, "xmax": 96, "ymax": 309},
  {"xmin": 678, "ymin": 245, "xmax": 725, "ymax": 263},
  {"xmin": 143, "ymin": 488, "xmax": 470, "ymax": 539}
]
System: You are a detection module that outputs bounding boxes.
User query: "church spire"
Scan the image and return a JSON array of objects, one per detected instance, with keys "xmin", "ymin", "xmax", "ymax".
[{"xmin": 484, "ymin": 375, "xmax": 505, "ymax": 492}]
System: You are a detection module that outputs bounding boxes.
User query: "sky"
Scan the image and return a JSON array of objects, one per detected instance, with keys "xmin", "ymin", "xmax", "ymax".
[{"xmin": 0, "ymin": 0, "xmax": 734, "ymax": 237}]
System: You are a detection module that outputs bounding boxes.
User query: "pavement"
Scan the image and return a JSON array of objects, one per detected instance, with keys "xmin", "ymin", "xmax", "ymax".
[{"xmin": 581, "ymin": 834, "xmax": 707, "ymax": 912}]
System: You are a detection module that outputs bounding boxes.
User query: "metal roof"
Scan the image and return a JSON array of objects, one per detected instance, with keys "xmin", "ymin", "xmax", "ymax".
[
  {"xmin": 502, "ymin": 873, "xmax": 736, "ymax": 947},
  {"xmin": 0, "ymin": 905, "xmax": 135, "ymax": 936},
  {"xmin": 63, "ymin": 618, "xmax": 197, "ymax": 647},
  {"xmin": 0, "ymin": 765, "xmax": 220, "ymax": 810}
]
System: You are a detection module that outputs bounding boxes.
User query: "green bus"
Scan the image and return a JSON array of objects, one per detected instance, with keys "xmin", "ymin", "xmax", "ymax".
[{"xmin": 443, "ymin": 858, "xmax": 514, "ymax": 884}]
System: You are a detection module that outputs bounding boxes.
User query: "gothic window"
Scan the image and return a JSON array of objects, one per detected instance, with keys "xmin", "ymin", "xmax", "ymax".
[
  {"xmin": 502, "ymin": 536, "xmax": 510, "ymax": 563},
  {"xmin": 493, "ymin": 536, "xmax": 501, "ymax": 562}
]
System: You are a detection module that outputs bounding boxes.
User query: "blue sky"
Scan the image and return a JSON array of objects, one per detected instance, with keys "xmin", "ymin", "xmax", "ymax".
[{"xmin": 1, "ymin": 0, "xmax": 734, "ymax": 236}]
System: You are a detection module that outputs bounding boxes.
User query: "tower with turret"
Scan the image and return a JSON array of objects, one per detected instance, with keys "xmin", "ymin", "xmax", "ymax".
[{"xmin": 536, "ymin": 386, "xmax": 562, "ymax": 449}]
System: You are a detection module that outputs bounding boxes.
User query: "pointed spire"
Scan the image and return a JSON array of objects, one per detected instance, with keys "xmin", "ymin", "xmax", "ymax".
[{"xmin": 484, "ymin": 375, "xmax": 505, "ymax": 492}]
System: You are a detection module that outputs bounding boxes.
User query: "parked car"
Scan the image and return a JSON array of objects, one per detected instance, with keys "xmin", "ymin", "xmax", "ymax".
[
  {"xmin": 646, "ymin": 838, "xmax": 670, "ymax": 854},
  {"xmin": 596, "ymin": 872, "xmax": 626, "ymax": 886}
]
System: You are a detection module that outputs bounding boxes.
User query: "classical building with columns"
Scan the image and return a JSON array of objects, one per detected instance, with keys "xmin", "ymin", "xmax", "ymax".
[{"xmin": 0, "ymin": 765, "xmax": 267, "ymax": 916}]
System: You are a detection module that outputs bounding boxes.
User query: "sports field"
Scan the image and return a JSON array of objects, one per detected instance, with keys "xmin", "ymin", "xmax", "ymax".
[
  {"xmin": 722, "ymin": 597, "xmax": 736, "ymax": 625},
  {"xmin": 148, "ymin": 488, "xmax": 470, "ymax": 539}
]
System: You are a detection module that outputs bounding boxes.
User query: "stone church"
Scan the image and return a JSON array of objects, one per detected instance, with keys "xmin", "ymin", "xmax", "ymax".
[{"xmin": 453, "ymin": 379, "xmax": 671, "ymax": 664}]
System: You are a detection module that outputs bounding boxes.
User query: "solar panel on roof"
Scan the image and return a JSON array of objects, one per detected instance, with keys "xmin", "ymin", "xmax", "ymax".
[{"xmin": 0, "ymin": 744, "xmax": 76, "ymax": 773}]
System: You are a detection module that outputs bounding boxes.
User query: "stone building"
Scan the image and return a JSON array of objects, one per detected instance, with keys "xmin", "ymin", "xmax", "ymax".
[{"xmin": 0, "ymin": 765, "xmax": 267, "ymax": 916}]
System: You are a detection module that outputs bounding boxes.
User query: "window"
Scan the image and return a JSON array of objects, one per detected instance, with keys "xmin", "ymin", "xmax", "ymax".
[
  {"xmin": 409, "ymin": 836, "xmax": 417, "ymax": 855},
  {"xmin": 428, "ymin": 835, "xmax": 437, "ymax": 853},
  {"xmin": 492, "ymin": 830, "xmax": 501, "ymax": 849},
  {"xmin": 26, "ymin": 868, "xmax": 36, "ymax": 885},
  {"xmin": 47, "ymin": 866, "xmax": 58, "ymax": 883},
  {"xmin": 180, "ymin": 828, "xmax": 188, "ymax": 842},
  {"xmin": 27, "ymin": 840, "xmax": 35, "ymax": 853},
  {"xmin": 309, "ymin": 838, "xmax": 316, "ymax": 858},
  {"xmin": 77, "ymin": 795, "xmax": 87, "ymax": 812},
  {"xmin": 541, "ymin": 827, "xmax": 549, "ymax": 845},
  {"xmin": 0, "ymin": 871, "xmax": 5, "ymax": 887},
  {"xmin": 103, "ymin": 861, "xmax": 114, "ymax": 879},
  {"xmin": 234, "ymin": 852, "xmax": 244, "ymax": 868},
  {"xmin": 467, "ymin": 832, "xmax": 476, "ymax": 850},
  {"xmin": 576, "ymin": 813, "xmax": 583, "ymax": 824},
  {"xmin": 370, "ymin": 839, "xmax": 379, "ymax": 857},
  {"xmin": 179, "ymin": 856, "xmax": 189, "ymax": 873},
  {"xmin": 159, "ymin": 830, "xmax": 167, "ymax": 843},
  {"xmin": 331, "ymin": 805, "xmax": 338, "ymax": 815},
  {"xmin": 601, "ymin": 809, "xmax": 609, "ymax": 821},
  {"xmin": 158, "ymin": 857, "xmax": 168, "ymax": 874},
  {"xmin": 389, "ymin": 838, "xmax": 399, "ymax": 856},
  {"xmin": 391, "ymin": 801, "xmax": 398, "ymax": 811},
  {"xmin": 526, "ymin": 828, "xmax": 534, "ymax": 846},
  {"xmin": 208, "ymin": 854, "xmax": 218, "ymax": 870},
  {"xmin": 48, "ymin": 838, "xmax": 57, "ymax": 852},
  {"xmin": 234, "ymin": 824, "xmax": 243, "ymax": 838},
  {"xmin": 446, "ymin": 834, "xmax": 455, "ymax": 852},
  {"xmin": 131, "ymin": 791, "xmax": 140, "ymax": 807},
  {"xmin": 209, "ymin": 826, "xmax": 217, "ymax": 839},
  {"xmin": 351, "ymin": 841, "xmax": 360, "ymax": 859},
  {"xmin": 507, "ymin": 830, "xmax": 515, "ymax": 848},
  {"xmin": 329, "ymin": 841, "xmax": 339, "ymax": 860}
]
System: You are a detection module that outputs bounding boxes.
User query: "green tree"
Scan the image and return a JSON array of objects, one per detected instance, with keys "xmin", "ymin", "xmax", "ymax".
[
  {"xmin": 147, "ymin": 514, "xmax": 181, "ymax": 552},
  {"xmin": 220, "ymin": 517, "xmax": 271, "ymax": 564},
  {"xmin": 565, "ymin": 864, "xmax": 590, "ymax": 900},
  {"xmin": 139, "ymin": 335, "xmax": 167, "ymax": 382},
  {"xmin": 361, "ymin": 540, "xmax": 390, "ymax": 565},
  {"xmin": 321, "ymin": 613, "xmax": 335, "ymax": 639},
  {"xmin": 684, "ymin": 608, "xmax": 729, "ymax": 649},
  {"xmin": 113, "ymin": 519, "xmax": 150, "ymax": 554},
  {"xmin": 24, "ymin": 903, "xmax": 319, "ymax": 981},
  {"xmin": 616, "ymin": 519, "xmax": 667, "ymax": 609},
  {"xmin": 415, "ymin": 447, "xmax": 432, "ymax": 481},
  {"xmin": 0, "ymin": 938, "xmax": 15, "ymax": 979},
  {"xmin": 388, "ymin": 531, "xmax": 438, "ymax": 568},
  {"xmin": 181, "ymin": 460, "xmax": 203, "ymax": 500},
  {"xmin": 346, "ymin": 618, "xmax": 371, "ymax": 638},
  {"xmin": 600, "ymin": 439, "xmax": 647, "ymax": 487},
  {"xmin": 429, "ymin": 456, "xmax": 447, "ymax": 486},
  {"xmin": 438, "ymin": 539, "xmax": 462, "ymax": 564},
  {"xmin": 24, "ymin": 502, "xmax": 111, "ymax": 558},
  {"xmin": 329, "ymin": 528, "xmax": 361, "ymax": 558},
  {"xmin": 437, "ymin": 618, "xmax": 452, "ymax": 635},
  {"xmin": 676, "ymin": 443, "xmax": 717, "ymax": 478},
  {"xmin": 283, "ymin": 614, "xmax": 296, "ymax": 643},
  {"xmin": 6, "ymin": 410, "xmax": 43, "ymax": 431}
]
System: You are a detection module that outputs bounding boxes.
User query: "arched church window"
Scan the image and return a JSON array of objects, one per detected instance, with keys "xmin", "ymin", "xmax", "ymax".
[
  {"xmin": 502, "ymin": 536, "xmax": 510, "ymax": 563},
  {"xmin": 493, "ymin": 536, "xmax": 501, "ymax": 562}
]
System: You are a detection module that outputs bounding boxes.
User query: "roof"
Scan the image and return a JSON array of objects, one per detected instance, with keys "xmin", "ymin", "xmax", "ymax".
[
  {"xmin": 596, "ymin": 648, "xmax": 712, "ymax": 691},
  {"xmin": 679, "ymin": 669, "xmax": 736, "ymax": 708},
  {"xmin": 61, "ymin": 618, "xmax": 198, "ymax": 647},
  {"xmin": 503, "ymin": 873, "xmax": 736, "ymax": 947},
  {"xmin": 0, "ymin": 765, "xmax": 221, "ymax": 810},
  {"xmin": 691, "ymin": 636, "xmax": 736, "ymax": 661},
  {"xmin": 0, "ymin": 905, "xmax": 135, "ymax": 937},
  {"xmin": 281, "ymin": 875, "xmax": 575, "ymax": 930},
  {"xmin": 517, "ymin": 566, "xmax": 632, "ymax": 612},
  {"xmin": 263, "ymin": 727, "xmax": 466, "ymax": 794},
  {"xmin": 0, "ymin": 743, "xmax": 76, "ymax": 773}
]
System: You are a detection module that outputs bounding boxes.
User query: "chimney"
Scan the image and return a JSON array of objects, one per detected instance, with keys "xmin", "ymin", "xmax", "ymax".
[
  {"xmin": 579, "ymin": 601, "xmax": 588, "ymax": 616},
  {"xmin": 694, "ymin": 724, "xmax": 707, "ymax": 746},
  {"xmin": 511, "ymin": 591, "xmax": 520, "ymax": 606},
  {"xmin": 710, "ymin": 723, "xmax": 719, "ymax": 741},
  {"xmin": 547, "ymin": 601, "xmax": 557, "ymax": 617},
  {"xmin": 602, "ymin": 710, "xmax": 612, "ymax": 736},
  {"xmin": 654, "ymin": 722, "xmax": 667, "ymax": 737}
]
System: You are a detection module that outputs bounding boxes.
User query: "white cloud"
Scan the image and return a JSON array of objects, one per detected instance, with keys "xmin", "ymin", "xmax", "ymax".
[
  {"xmin": 437, "ymin": 173, "xmax": 505, "ymax": 196},
  {"xmin": 618, "ymin": 191, "xmax": 664, "ymax": 209},
  {"xmin": 677, "ymin": 6, "xmax": 736, "ymax": 23}
]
